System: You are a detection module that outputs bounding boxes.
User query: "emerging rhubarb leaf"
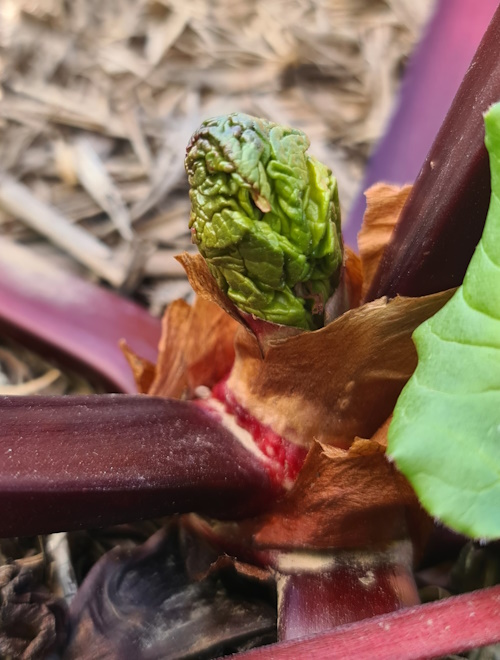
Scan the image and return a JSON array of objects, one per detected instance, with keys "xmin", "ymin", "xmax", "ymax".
[
  {"xmin": 388, "ymin": 102, "xmax": 500, "ymax": 540},
  {"xmin": 185, "ymin": 113, "xmax": 342, "ymax": 329}
]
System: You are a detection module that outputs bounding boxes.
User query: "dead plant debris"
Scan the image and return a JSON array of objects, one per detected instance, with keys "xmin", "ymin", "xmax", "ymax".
[{"xmin": 0, "ymin": 0, "xmax": 434, "ymax": 313}]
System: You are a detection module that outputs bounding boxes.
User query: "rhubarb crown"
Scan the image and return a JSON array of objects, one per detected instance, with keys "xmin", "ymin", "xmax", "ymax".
[{"xmin": 185, "ymin": 113, "xmax": 343, "ymax": 329}]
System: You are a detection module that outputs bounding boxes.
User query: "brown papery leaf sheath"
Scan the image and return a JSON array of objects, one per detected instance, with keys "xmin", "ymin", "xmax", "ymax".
[
  {"xmin": 226, "ymin": 290, "xmax": 453, "ymax": 449},
  {"xmin": 366, "ymin": 4, "xmax": 500, "ymax": 299},
  {"xmin": 358, "ymin": 184, "xmax": 412, "ymax": 299},
  {"xmin": 254, "ymin": 437, "xmax": 424, "ymax": 551},
  {"xmin": 0, "ymin": 395, "xmax": 277, "ymax": 538},
  {"xmin": 147, "ymin": 296, "xmax": 238, "ymax": 399}
]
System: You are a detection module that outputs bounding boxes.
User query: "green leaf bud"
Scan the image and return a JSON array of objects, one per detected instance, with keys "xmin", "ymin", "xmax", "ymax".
[{"xmin": 185, "ymin": 113, "xmax": 342, "ymax": 329}]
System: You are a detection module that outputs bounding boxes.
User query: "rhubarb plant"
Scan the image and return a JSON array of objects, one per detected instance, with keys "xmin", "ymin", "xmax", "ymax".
[
  {"xmin": 388, "ymin": 102, "xmax": 500, "ymax": 540},
  {"xmin": 0, "ymin": 109, "xmax": 473, "ymax": 655},
  {"xmin": 3, "ymin": 6, "xmax": 500, "ymax": 656},
  {"xmin": 173, "ymin": 112, "xmax": 456, "ymax": 642}
]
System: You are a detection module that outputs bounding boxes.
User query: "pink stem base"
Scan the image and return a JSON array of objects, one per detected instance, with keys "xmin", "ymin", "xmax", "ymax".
[
  {"xmin": 235, "ymin": 584, "xmax": 500, "ymax": 659},
  {"xmin": 276, "ymin": 544, "xmax": 419, "ymax": 641}
]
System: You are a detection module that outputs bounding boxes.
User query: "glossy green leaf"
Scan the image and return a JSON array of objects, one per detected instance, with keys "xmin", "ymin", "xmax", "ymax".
[
  {"xmin": 185, "ymin": 113, "xmax": 342, "ymax": 329},
  {"xmin": 388, "ymin": 102, "xmax": 500, "ymax": 539}
]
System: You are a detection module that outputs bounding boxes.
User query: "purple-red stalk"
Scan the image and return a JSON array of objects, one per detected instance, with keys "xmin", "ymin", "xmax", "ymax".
[
  {"xmin": 234, "ymin": 584, "xmax": 500, "ymax": 660},
  {"xmin": 365, "ymin": 3, "xmax": 500, "ymax": 300},
  {"xmin": 0, "ymin": 395, "xmax": 278, "ymax": 537},
  {"xmin": 0, "ymin": 238, "xmax": 160, "ymax": 393},
  {"xmin": 346, "ymin": 0, "xmax": 498, "ymax": 247},
  {"xmin": 274, "ymin": 543, "xmax": 419, "ymax": 642}
]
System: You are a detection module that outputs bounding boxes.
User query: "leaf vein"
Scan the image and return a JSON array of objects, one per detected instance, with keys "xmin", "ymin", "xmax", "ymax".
[
  {"xmin": 462, "ymin": 287, "xmax": 500, "ymax": 321},
  {"xmin": 403, "ymin": 386, "xmax": 500, "ymax": 481},
  {"xmin": 478, "ymin": 235, "xmax": 500, "ymax": 270},
  {"xmin": 427, "ymin": 324, "xmax": 500, "ymax": 351}
]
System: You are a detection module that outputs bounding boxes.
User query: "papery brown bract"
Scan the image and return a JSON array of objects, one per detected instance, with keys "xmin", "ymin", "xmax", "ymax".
[
  {"xmin": 149, "ymin": 299, "xmax": 193, "ymax": 397},
  {"xmin": 343, "ymin": 246, "xmax": 363, "ymax": 309},
  {"xmin": 120, "ymin": 341, "xmax": 156, "ymax": 394},
  {"xmin": 253, "ymin": 435, "xmax": 430, "ymax": 552},
  {"xmin": 226, "ymin": 290, "xmax": 453, "ymax": 449},
  {"xmin": 124, "ymin": 294, "xmax": 239, "ymax": 399},
  {"xmin": 358, "ymin": 184, "xmax": 412, "ymax": 299}
]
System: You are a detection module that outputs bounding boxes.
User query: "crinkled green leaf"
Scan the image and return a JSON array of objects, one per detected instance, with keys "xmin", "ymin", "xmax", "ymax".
[
  {"xmin": 388, "ymin": 102, "xmax": 500, "ymax": 540},
  {"xmin": 185, "ymin": 113, "xmax": 342, "ymax": 329}
]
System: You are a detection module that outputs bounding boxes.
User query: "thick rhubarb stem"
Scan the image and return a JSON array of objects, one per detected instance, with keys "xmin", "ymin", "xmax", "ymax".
[
  {"xmin": 0, "ymin": 238, "xmax": 161, "ymax": 393},
  {"xmin": 365, "ymin": 4, "xmax": 500, "ymax": 300},
  {"xmin": 235, "ymin": 584, "xmax": 500, "ymax": 660},
  {"xmin": 0, "ymin": 395, "xmax": 278, "ymax": 537},
  {"xmin": 274, "ymin": 542, "xmax": 419, "ymax": 641},
  {"xmin": 345, "ymin": 0, "xmax": 498, "ymax": 246}
]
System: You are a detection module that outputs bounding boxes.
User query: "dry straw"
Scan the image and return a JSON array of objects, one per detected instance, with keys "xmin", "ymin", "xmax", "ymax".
[{"xmin": 0, "ymin": 0, "xmax": 434, "ymax": 314}]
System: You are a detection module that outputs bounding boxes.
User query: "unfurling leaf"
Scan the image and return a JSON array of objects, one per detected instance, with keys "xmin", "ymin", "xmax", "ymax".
[
  {"xmin": 388, "ymin": 102, "xmax": 500, "ymax": 540},
  {"xmin": 185, "ymin": 113, "xmax": 342, "ymax": 329}
]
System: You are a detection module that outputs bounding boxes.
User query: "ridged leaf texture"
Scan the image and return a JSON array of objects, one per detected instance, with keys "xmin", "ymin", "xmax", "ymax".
[{"xmin": 185, "ymin": 113, "xmax": 342, "ymax": 329}]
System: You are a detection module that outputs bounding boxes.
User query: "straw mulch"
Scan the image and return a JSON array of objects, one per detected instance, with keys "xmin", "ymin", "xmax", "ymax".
[{"xmin": 0, "ymin": 0, "xmax": 434, "ymax": 318}]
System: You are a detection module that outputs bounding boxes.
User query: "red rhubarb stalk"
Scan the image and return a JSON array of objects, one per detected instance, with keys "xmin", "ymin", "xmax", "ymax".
[
  {"xmin": 346, "ymin": 0, "xmax": 498, "ymax": 246},
  {"xmin": 0, "ymin": 395, "xmax": 278, "ymax": 537},
  {"xmin": 235, "ymin": 584, "xmax": 500, "ymax": 660},
  {"xmin": 366, "ymin": 3, "xmax": 500, "ymax": 299},
  {"xmin": 274, "ymin": 542, "xmax": 419, "ymax": 641},
  {"xmin": 0, "ymin": 238, "xmax": 161, "ymax": 393}
]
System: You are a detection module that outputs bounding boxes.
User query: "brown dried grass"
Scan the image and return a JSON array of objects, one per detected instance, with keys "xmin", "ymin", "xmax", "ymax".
[{"xmin": 0, "ymin": 0, "xmax": 434, "ymax": 316}]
